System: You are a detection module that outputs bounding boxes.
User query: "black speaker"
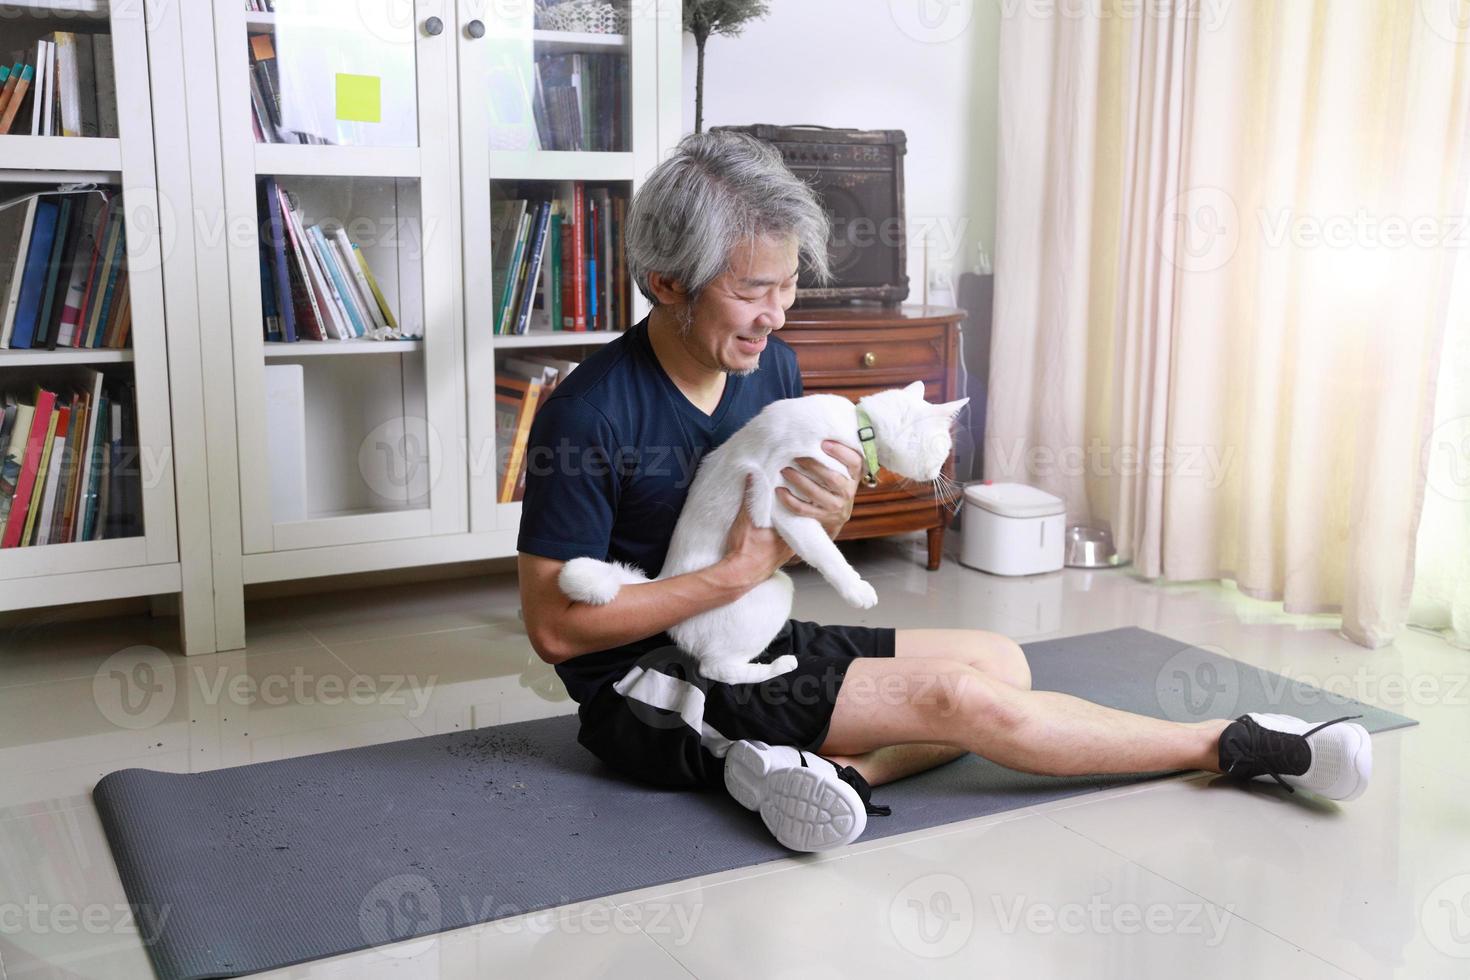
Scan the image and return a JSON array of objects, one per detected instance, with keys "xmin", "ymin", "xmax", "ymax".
[{"xmin": 713, "ymin": 124, "xmax": 909, "ymax": 306}]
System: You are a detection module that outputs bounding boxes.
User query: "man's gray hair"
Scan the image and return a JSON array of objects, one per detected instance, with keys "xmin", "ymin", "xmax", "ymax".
[{"xmin": 626, "ymin": 130, "xmax": 832, "ymax": 308}]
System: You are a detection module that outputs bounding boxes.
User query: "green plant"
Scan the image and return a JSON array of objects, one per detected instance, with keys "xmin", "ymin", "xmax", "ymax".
[{"xmin": 684, "ymin": 0, "xmax": 771, "ymax": 133}]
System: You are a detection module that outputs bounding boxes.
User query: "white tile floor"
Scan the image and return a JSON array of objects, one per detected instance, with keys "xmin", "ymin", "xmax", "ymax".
[{"xmin": 1, "ymin": 534, "xmax": 1466, "ymax": 979}]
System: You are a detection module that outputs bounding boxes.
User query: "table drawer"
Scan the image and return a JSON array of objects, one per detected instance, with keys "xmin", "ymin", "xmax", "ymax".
[{"xmin": 782, "ymin": 327, "xmax": 947, "ymax": 381}]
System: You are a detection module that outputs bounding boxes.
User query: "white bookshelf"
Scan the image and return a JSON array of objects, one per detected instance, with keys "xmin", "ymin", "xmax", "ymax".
[
  {"xmin": 261, "ymin": 338, "xmax": 424, "ymax": 358},
  {"xmin": 463, "ymin": 0, "xmax": 657, "ymax": 535},
  {"xmin": 0, "ymin": 0, "xmax": 204, "ymax": 646},
  {"xmin": 253, "ymin": 143, "xmax": 422, "ymax": 179},
  {"xmin": 129, "ymin": 0, "xmax": 682, "ymax": 651},
  {"xmin": 1, "ymin": 0, "xmax": 106, "ymax": 14},
  {"xmin": 0, "ymin": 348, "xmax": 133, "ymax": 366},
  {"xmin": 491, "ymin": 331, "xmax": 622, "ymax": 349},
  {"xmin": 206, "ymin": 0, "xmax": 463, "ymax": 582},
  {"xmin": 486, "ymin": 149, "xmax": 637, "ymax": 182},
  {"xmin": 0, "ymin": 135, "xmax": 121, "ymax": 171}
]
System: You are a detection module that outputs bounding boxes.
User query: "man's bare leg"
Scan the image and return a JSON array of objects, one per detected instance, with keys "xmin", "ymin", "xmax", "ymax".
[
  {"xmin": 826, "ymin": 628, "xmax": 1033, "ymax": 786},
  {"xmin": 821, "ymin": 657, "xmax": 1228, "ymax": 777},
  {"xmin": 824, "ymin": 743, "xmax": 968, "ymax": 786}
]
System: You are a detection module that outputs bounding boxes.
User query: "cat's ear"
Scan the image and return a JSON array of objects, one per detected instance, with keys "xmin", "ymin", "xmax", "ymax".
[
  {"xmin": 903, "ymin": 380, "xmax": 926, "ymax": 398},
  {"xmin": 932, "ymin": 398, "xmax": 969, "ymax": 422}
]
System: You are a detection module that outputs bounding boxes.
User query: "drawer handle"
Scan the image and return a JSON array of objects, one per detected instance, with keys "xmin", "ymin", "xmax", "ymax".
[{"xmin": 862, "ymin": 351, "xmax": 877, "ymax": 368}]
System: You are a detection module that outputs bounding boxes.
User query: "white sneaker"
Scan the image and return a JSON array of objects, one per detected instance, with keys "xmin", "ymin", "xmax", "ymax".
[
  {"xmin": 1217, "ymin": 712, "xmax": 1373, "ymax": 801},
  {"xmin": 723, "ymin": 740, "xmax": 885, "ymax": 851}
]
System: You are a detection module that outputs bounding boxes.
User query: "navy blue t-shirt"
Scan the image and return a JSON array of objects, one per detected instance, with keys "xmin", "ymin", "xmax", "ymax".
[{"xmin": 517, "ymin": 316, "xmax": 803, "ymax": 703}]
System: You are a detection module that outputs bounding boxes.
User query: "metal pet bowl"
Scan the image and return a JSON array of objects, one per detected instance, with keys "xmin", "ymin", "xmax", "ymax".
[{"xmin": 1064, "ymin": 525, "xmax": 1128, "ymax": 569}]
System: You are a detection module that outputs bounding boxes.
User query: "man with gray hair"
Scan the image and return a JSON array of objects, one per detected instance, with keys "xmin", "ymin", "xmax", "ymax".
[{"xmin": 517, "ymin": 132, "xmax": 1374, "ymax": 852}]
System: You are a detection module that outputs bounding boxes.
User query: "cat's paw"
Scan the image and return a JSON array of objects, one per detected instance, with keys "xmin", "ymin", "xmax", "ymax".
[
  {"xmin": 766, "ymin": 654, "xmax": 798, "ymax": 677},
  {"xmin": 838, "ymin": 578, "xmax": 878, "ymax": 609},
  {"xmin": 558, "ymin": 558, "xmax": 621, "ymax": 605},
  {"xmin": 701, "ymin": 656, "xmax": 798, "ymax": 685}
]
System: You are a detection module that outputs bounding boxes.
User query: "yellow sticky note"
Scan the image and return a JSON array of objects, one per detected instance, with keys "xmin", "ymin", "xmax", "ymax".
[{"xmin": 335, "ymin": 73, "xmax": 381, "ymax": 124}]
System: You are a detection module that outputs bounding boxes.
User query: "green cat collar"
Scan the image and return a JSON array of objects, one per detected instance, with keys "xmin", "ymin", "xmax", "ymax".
[{"xmin": 855, "ymin": 405, "xmax": 880, "ymax": 487}]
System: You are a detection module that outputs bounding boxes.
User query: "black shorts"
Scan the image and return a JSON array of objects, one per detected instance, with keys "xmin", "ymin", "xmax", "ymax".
[{"xmin": 575, "ymin": 619, "xmax": 896, "ymax": 790}]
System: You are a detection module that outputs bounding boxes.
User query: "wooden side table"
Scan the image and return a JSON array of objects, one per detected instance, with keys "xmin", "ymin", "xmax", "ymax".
[{"xmin": 779, "ymin": 304, "xmax": 964, "ymax": 570}]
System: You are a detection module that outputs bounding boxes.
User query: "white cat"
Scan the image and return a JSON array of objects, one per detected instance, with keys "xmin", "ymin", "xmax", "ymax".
[{"xmin": 557, "ymin": 382, "xmax": 968, "ymax": 685}]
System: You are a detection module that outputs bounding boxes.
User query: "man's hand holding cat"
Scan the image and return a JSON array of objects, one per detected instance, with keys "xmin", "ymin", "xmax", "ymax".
[
  {"xmin": 777, "ymin": 441, "xmax": 863, "ymax": 540},
  {"xmin": 717, "ymin": 444, "xmax": 861, "ymax": 591},
  {"xmin": 718, "ymin": 475, "xmax": 796, "ymax": 590}
]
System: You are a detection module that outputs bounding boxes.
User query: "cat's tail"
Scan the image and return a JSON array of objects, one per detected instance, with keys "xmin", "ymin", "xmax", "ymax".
[{"xmin": 558, "ymin": 557, "xmax": 649, "ymax": 605}]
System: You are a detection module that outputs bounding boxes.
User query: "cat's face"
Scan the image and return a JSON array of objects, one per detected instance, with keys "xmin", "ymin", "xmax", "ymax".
[{"xmin": 860, "ymin": 382, "xmax": 969, "ymax": 482}]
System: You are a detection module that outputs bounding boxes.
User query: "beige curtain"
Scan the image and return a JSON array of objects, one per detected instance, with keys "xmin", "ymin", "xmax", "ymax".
[
  {"xmin": 1409, "ymin": 200, "xmax": 1470, "ymax": 649},
  {"xmin": 988, "ymin": 0, "xmax": 1470, "ymax": 648}
]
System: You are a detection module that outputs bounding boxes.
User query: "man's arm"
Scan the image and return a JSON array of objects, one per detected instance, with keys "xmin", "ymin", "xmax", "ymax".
[
  {"xmin": 521, "ymin": 554, "xmax": 757, "ymax": 664},
  {"xmin": 522, "ymin": 441, "xmax": 864, "ymax": 665},
  {"xmin": 521, "ymin": 474, "xmax": 792, "ymax": 663}
]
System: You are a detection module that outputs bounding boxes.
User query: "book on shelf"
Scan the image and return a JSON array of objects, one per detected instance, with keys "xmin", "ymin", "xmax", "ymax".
[
  {"xmin": 0, "ymin": 33, "xmax": 115, "ymax": 137},
  {"xmin": 256, "ymin": 178, "xmax": 404, "ymax": 343},
  {"xmin": 494, "ymin": 354, "xmax": 580, "ymax": 502},
  {"xmin": 531, "ymin": 52, "xmax": 628, "ymax": 153},
  {"xmin": 0, "ymin": 190, "xmax": 128, "ymax": 351},
  {"xmin": 491, "ymin": 182, "xmax": 629, "ymax": 335},
  {"xmin": 247, "ymin": 32, "xmax": 331, "ymax": 146},
  {"xmin": 0, "ymin": 371, "xmax": 140, "ymax": 548}
]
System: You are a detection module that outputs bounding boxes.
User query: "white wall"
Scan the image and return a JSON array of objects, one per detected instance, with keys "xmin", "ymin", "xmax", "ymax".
[{"xmin": 681, "ymin": 0, "xmax": 999, "ymax": 297}]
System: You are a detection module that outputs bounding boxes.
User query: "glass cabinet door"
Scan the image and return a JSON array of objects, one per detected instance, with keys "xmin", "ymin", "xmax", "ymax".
[
  {"xmin": 247, "ymin": 0, "xmax": 419, "ymax": 148},
  {"xmin": 475, "ymin": 0, "xmax": 634, "ymax": 154},
  {"xmin": 457, "ymin": 0, "xmax": 659, "ymax": 532},
  {"xmin": 221, "ymin": 0, "xmax": 464, "ymax": 554},
  {"xmin": 0, "ymin": 1, "xmax": 180, "ymax": 579}
]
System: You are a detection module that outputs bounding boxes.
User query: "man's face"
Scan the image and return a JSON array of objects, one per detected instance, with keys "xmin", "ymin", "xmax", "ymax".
[{"xmin": 682, "ymin": 235, "xmax": 800, "ymax": 377}]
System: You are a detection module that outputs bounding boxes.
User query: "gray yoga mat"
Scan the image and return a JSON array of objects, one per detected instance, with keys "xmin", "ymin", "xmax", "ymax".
[{"xmin": 94, "ymin": 626, "xmax": 1414, "ymax": 980}]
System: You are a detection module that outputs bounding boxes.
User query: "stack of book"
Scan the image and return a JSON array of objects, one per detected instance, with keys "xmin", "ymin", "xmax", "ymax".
[
  {"xmin": 491, "ymin": 182, "xmax": 627, "ymax": 335},
  {"xmin": 0, "ymin": 34, "xmax": 117, "ymax": 137},
  {"xmin": 531, "ymin": 51, "xmax": 627, "ymax": 153},
  {"xmin": 1, "ymin": 190, "xmax": 131, "ymax": 351},
  {"xmin": 257, "ymin": 177, "xmax": 402, "ymax": 343},
  {"xmin": 0, "ymin": 370, "xmax": 140, "ymax": 548},
  {"xmin": 247, "ymin": 33, "xmax": 329, "ymax": 145},
  {"xmin": 496, "ymin": 354, "xmax": 578, "ymax": 503}
]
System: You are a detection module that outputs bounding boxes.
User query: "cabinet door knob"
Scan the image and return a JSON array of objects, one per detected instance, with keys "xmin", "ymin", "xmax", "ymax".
[
  {"xmin": 465, "ymin": 19, "xmax": 486, "ymax": 38},
  {"xmin": 423, "ymin": 16, "xmax": 444, "ymax": 36},
  {"xmin": 862, "ymin": 351, "xmax": 877, "ymax": 368}
]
